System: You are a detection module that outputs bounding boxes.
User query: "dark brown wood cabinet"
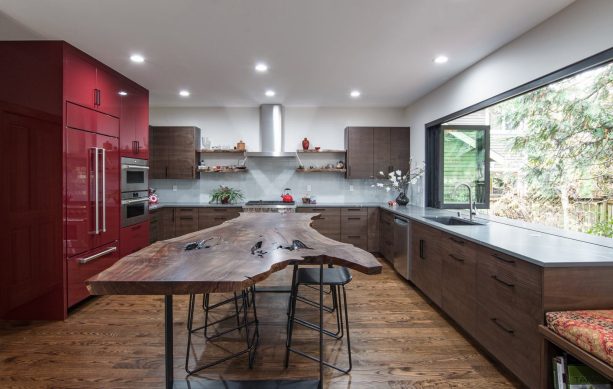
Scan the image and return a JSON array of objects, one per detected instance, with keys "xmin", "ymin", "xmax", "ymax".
[
  {"xmin": 408, "ymin": 220, "xmax": 613, "ymax": 389},
  {"xmin": 198, "ymin": 207, "xmax": 241, "ymax": 230},
  {"xmin": 340, "ymin": 208, "xmax": 368, "ymax": 250},
  {"xmin": 379, "ymin": 210, "xmax": 394, "ymax": 261},
  {"xmin": 160, "ymin": 208, "xmax": 176, "ymax": 240},
  {"xmin": 174, "ymin": 208, "xmax": 198, "ymax": 236},
  {"xmin": 345, "ymin": 127, "xmax": 410, "ymax": 179},
  {"xmin": 149, "ymin": 209, "xmax": 161, "ymax": 243},
  {"xmin": 367, "ymin": 207, "xmax": 380, "ymax": 252},
  {"xmin": 440, "ymin": 234, "xmax": 478, "ymax": 335},
  {"xmin": 345, "ymin": 127, "xmax": 375, "ymax": 179},
  {"xmin": 149, "ymin": 126, "xmax": 200, "ymax": 179},
  {"xmin": 409, "ymin": 221, "xmax": 443, "ymax": 306}
]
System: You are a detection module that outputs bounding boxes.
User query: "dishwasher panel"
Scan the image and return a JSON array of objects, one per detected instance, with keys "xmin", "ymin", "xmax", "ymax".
[{"xmin": 393, "ymin": 216, "xmax": 410, "ymax": 279}]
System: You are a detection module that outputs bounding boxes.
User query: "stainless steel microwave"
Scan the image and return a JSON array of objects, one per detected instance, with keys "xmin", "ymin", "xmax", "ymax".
[{"xmin": 121, "ymin": 157, "xmax": 149, "ymax": 192}]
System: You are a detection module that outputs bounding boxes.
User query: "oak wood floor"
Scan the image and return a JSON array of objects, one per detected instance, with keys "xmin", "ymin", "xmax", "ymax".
[{"xmin": 0, "ymin": 259, "xmax": 520, "ymax": 388}]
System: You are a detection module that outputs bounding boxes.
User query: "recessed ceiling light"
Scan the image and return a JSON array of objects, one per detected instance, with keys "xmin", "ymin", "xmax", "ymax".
[
  {"xmin": 434, "ymin": 55, "xmax": 449, "ymax": 64},
  {"xmin": 118, "ymin": 91, "xmax": 128, "ymax": 96},
  {"xmin": 255, "ymin": 63, "xmax": 269, "ymax": 72},
  {"xmin": 350, "ymin": 90, "xmax": 361, "ymax": 98},
  {"xmin": 179, "ymin": 90, "xmax": 190, "ymax": 97},
  {"xmin": 130, "ymin": 54, "xmax": 145, "ymax": 63},
  {"xmin": 265, "ymin": 90, "xmax": 276, "ymax": 97}
]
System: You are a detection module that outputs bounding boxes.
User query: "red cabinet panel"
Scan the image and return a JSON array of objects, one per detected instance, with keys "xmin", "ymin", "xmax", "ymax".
[
  {"xmin": 66, "ymin": 102, "xmax": 119, "ymax": 138},
  {"xmin": 120, "ymin": 85, "xmax": 149, "ymax": 159},
  {"xmin": 120, "ymin": 221, "xmax": 150, "ymax": 258},
  {"xmin": 63, "ymin": 44, "xmax": 121, "ymax": 118},
  {"xmin": 95, "ymin": 69, "xmax": 121, "ymax": 118},
  {"xmin": 64, "ymin": 47, "xmax": 97, "ymax": 110},
  {"xmin": 67, "ymin": 242, "xmax": 119, "ymax": 307}
]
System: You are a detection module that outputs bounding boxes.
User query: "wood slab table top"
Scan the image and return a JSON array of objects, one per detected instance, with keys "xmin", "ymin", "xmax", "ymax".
[{"xmin": 87, "ymin": 213, "xmax": 382, "ymax": 295}]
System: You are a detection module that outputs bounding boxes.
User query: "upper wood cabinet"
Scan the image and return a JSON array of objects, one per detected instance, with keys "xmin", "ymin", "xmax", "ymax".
[
  {"xmin": 345, "ymin": 127, "xmax": 410, "ymax": 179},
  {"xmin": 149, "ymin": 126, "xmax": 200, "ymax": 179}
]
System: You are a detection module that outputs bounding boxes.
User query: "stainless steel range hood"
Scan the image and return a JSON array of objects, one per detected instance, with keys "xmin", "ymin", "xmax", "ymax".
[{"xmin": 246, "ymin": 104, "xmax": 295, "ymax": 157}]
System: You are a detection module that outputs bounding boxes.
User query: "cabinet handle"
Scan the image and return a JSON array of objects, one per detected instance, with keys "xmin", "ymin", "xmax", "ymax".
[
  {"xmin": 213, "ymin": 217, "xmax": 226, "ymax": 220},
  {"xmin": 137, "ymin": 141, "xmax": 140, "ymax": 154},
  {"xmin": 132, "ymin": 140, "xmax": 138, "ymax": 154},
  {"xmin": 165, "ymin": 166, "xmax": 168, "ymax": 178},
  {"xmin": 348, "ymin": 166, "xmax": 351, "ymax": 176},
  {"xmin": 312, "ymin": 208, "xmax": 326, "ymax": 211},
  {"xmin": 419, "ymin": 239, "xmax": 425, "ymax": 259},
  {"xmin": 213, "ymin": 209, "xmax": 228, "ymax": 212},
  {"xmin": 491, "ymin": 275, "xmax": 515, "ymax": 288},
  {"xmin": 449, "ymin": 236, "xmax": 465, "ymax": 245},
  {"xmin": 449, "ymin": 254, "xmax": 465, "ymax": 263},
  {"xmin": 93, "ymin": 89, "xmax": 97, "ymax": 106},
  {"xmin": 347, "ymin": 235, "xmax": 361, "ymax": 238},
  {"xmin": 491, "ymin": 318, "xmax": 514, "ymax": 334},
  {"xmin": 348, "ymin": 217, "xmax": 362, "ymax": 220},
  {"xmin": 79, "ymin": 246, "xmax": 116, "ymax": 264},
  {"xmin": 98, "ymin": 89, "xmax": 102, "ymax": 106},
  {"xmin": 492, "ymin": 253, "xmax": 515, "ymax": 264},
  {"xmin": 347, "ymin": 208, "xmax": 361, "ymax": 212}
]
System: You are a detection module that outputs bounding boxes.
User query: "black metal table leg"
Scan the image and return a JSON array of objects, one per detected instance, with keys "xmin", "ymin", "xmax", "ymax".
[
  {"xmin": 319, "ymin": 258, "xmax": 323, "ymax": 389},
  {"xmin": 165, "ymin": 295, "xmax": 173, "ymax": 389}
]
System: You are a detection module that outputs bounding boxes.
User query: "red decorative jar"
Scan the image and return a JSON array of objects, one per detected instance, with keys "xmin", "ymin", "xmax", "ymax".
[{"xmin": 302, "ymin": 137, "xmax": 310, "ymax": 150}]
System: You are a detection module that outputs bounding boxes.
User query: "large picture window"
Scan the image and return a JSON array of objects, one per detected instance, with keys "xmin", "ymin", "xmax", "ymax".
[{"xmin": 426, "ymin": 51, "xmax": 612, "ymax": 237}]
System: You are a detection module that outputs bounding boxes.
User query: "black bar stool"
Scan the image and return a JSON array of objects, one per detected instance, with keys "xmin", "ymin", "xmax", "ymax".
[
  {"xmin": 285, "ymin": 266, "xmax": 353, "ymax": 373},
  {"xmin": 185, "ymin": 286, "xmax": 259, "ymax": 375}
]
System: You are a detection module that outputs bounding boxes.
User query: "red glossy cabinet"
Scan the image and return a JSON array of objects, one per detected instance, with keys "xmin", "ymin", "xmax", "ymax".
[
  {"xmin": 64, "ymin": 45, "xmax": 121, "ymax": 117},
  {"xmin": 0, "ymin": 41, "xmax": 148, "ymax": 320},
  {"xmin": 120, "ymin": 221, "xmax": 150, "ymax": 258},
  {"xmin": 120, "ymin": 83, "xmax": 150, "ymax": 159}
]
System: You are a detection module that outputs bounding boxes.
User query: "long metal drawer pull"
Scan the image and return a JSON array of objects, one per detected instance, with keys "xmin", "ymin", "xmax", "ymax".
[
  {"xmin": 101, "ymin": 148, "xmax": 106, "ymax": 233},
  {"xmin": 347, "ymin": 217, "xmax": 362, "ymax": 220},
  {"xmin": 449, "ymin": 236, "xmax": 464, "ymax": 244},
  {"xmin": 79, "ymin": 246, "xmax": 117, "ymax": 264},
  {"xmin": 491, "ymin": 275, "xmax": 515, "ymax": 288},
  {"xmin": 449, "ymin": 254, "xmax": 465, "ymax": 263},
  {"xmin": 492, "ymin": 253, "xmax": 515, "ymax": 264},
  {"xmin": 93, "ymin": 147, "xmax": 99, "ymax": 235},
  {"xmin": 491, "ymin": 318, "xmax": 514, "ymax": 334},
  {"xmin": 122, "ymin": 164, "xmax": 150, "ymax": 170},
  {"xmin": 121, "ymin": 198, "xmax": 149, "ymax": 205}
]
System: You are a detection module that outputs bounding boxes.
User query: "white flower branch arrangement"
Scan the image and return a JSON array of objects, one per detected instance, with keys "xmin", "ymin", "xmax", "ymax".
[{"xmin": 371, "ymin": 159, "xmax": 425, "ymax": 205}]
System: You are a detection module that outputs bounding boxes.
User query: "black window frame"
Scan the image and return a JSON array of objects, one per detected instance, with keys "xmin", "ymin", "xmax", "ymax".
[{"xmin": 425, "ymin": 47, "xmax": 613, "ymax": 209}]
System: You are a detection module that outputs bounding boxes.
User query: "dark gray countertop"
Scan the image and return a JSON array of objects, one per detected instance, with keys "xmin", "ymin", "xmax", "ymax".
[{"xmin": 150, "ymin": 201, "xmax": 613, "ymax": 267}]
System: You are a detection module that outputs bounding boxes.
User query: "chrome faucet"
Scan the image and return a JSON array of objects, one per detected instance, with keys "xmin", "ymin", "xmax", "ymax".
[{"xmin": 454, "ymin": 183, "xmax": 476, "ymax": 221}]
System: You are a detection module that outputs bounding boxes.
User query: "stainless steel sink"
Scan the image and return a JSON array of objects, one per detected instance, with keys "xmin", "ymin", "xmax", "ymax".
[{"xmin": 423, "ymin": 216, "xmax": 485, "ymax": 226}]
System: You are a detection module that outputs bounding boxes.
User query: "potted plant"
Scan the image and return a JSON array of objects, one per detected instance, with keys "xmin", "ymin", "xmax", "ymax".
[
  {"xmin": 372, "ymin": 159, "xmax": 425, "ymax": 206},
  {"xmin": 210, "ymin": 186, "xmax": 244, "ymax": 204}
]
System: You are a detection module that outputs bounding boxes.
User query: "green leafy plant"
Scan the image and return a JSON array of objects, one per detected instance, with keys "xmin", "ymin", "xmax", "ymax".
[
  {"xmin": 587, "ymin": 219, "xmax": 613, "ymax": 238},
  {"xmin": 209, "ymin": 186, "xmax": 244, "ymax": 204}
]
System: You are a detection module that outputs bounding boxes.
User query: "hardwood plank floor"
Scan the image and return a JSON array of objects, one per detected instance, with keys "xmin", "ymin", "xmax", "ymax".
[{"xmin": 0, "ymin": 259, "xmax": 520, "ymax": 388}]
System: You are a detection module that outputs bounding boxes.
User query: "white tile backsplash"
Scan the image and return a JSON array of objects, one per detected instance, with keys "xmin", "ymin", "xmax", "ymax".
[{"xmin": 151, "ymin": 158, "xmax": 399, "ymax": 204}]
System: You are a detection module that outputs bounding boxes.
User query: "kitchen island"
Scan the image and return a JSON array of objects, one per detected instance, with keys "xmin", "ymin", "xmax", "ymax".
[{"xmin": 87, "ymin": 212, "xmax": 381, "ymax": 388}]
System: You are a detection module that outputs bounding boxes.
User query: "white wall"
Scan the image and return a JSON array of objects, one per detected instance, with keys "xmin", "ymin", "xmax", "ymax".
[
  {"xmin": 150, "ymin": 106, "xmax": 406, "ymax": 151},
  {"xmin": 405, "ymin": 0, "xmax": 613, "ymax": 205}
]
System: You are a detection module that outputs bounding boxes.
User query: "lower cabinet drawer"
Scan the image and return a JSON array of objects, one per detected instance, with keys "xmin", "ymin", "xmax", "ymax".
[
  {"xmin": 311, "ymin": 215, "xmax": 341, "ymax": 237},
  {"xmin": 120, "ymin": 221, "xmax": 150, "ymax": 258},
  {"xmin": 341, "ymin": 234, "xmax": 368, "ymax": 250},
  {"xmin": 174, "ymin": 208, "xmax": 198, "ymax": 236},
  {"xmin": 67, "ymin": 242, "xmax": 119, "ymax": 307},
  {"xmin": 476, "ymin": 303, "xmax": 541, "ymax": 388}
]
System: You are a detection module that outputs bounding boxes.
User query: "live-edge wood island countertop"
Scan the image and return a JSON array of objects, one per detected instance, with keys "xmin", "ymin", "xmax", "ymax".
[{"xmin": 87, "ymin": 212, "xmax": 382, "ymax": 295}]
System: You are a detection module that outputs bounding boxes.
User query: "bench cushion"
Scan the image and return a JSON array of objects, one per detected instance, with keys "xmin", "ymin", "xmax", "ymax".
[{"xmin": 546, "ymin": 310, "xmax": 613, "ymax": 367}]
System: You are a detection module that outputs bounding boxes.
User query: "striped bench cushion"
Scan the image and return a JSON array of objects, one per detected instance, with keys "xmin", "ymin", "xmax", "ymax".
[{"xmin": 546, "ymin": 310, "xmax": 613, "ymax": 367}]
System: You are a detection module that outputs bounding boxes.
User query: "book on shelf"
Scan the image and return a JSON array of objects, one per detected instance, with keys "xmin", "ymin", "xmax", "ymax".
[{"xmin": 553, "ymin": 353, "xmax": 612, "ymax": 389}]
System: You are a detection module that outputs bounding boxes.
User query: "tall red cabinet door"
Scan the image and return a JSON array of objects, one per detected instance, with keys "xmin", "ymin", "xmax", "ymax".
[
  {"xmin": 120, "ymin": 85, "xmax": 149, "ymax": 159},
  {"xmin": 93, "ymin": 133, "xmax": 120, "ymax": 248},
  {"xmin": 95, "ymin": 69, "xmax": 121, "ymax": 117},
  {"xmin": 64, "ymin": 47, "xmax": 97, "ymax": 110}
]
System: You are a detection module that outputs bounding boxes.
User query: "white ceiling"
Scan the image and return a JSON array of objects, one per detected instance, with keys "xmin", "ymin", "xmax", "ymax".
[{"xmin": 0, "ymin": 0, "xmax": 574, "ymax": 108}]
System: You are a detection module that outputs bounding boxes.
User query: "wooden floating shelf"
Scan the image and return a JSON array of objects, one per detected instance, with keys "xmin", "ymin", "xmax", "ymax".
[
  {"xmin": 197, "ymin": 168, "xmax": 248, "ymax": 173},
  {"xmin": 198, "ymin": 149, "xmax": 247, "ymax": 153},
  {"xmin": 296, "ymin": 149, "xmax": 346, "ymax": 153},
  {"xmin": 296, "ymin": 168, "xmax": 347, "ymax": 173}
]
